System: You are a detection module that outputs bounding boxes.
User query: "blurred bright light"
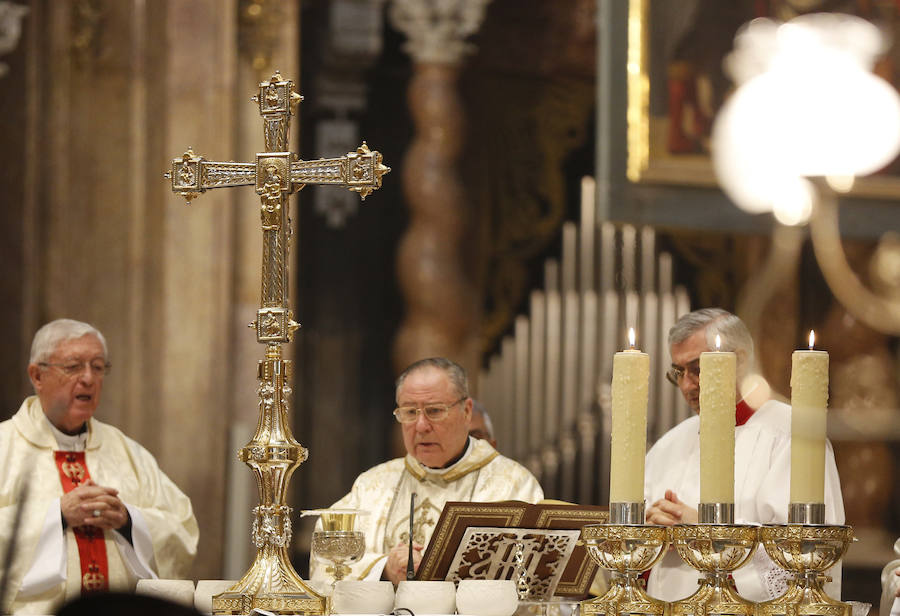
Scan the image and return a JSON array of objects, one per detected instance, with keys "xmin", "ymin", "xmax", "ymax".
[
  {"xmin": 825, "ymin": 175, "xmax": 856, "ymax": 192},
  {"xmin": 771, "ymin": 178, "xmax": 814, "ymax": 225},
  {"xmin": 712, "ymin": 13, "xmax": 900, "ymax": 217}
]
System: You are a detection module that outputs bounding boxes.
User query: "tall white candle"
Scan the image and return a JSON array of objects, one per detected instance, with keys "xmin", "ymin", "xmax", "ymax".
[
  {"xmin": 699, "ymin": 335, "xmax": 736, "ymax": 504},
  {"xmin": 790, "ymin": 331, "xmax": 829, "ymax": 504},
  {"xmin": 609, "ymin": 328, "xmax": 650, "ymax": 504}
]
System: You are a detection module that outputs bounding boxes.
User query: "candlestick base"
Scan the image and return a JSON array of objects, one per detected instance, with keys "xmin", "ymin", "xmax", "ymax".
[
  {"xmin": 580, "ymin": 524, "xmax": 669, "ymax": 616},
  {"xmin": 669, "ymin": 524, "xmax": 758, "ymax": 616},
  {"xmin": 756, "ymin": 524, "xmax": 854, "ymax": 616}
]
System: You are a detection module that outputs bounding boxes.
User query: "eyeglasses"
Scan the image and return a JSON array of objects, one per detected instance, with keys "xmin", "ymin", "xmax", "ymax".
[
  {"xmin": 665, "ymin": 359, "xmax": 700, "ymax": 386},
  {"xmin": 393, "ymin": 397, "xmax": 467, "ymax": 424},
  {"xmin": 39, "ymin": 359, "xmax": 111, "ymax": 378}
]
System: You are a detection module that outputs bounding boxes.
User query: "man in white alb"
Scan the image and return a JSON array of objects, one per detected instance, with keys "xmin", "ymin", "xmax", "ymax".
[
  {"xmin": 644, "ymin": 308, "xmax": 844, "ymax": 602},
  {"xmin": 309, "ymin": 357, "xmax": 543, "ymax": 585},
  {"xmin": 0, "ymin": 319, "xmax": 198, "ymax": 614}
]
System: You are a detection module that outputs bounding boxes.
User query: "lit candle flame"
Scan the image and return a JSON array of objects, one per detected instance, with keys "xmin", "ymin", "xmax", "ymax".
[
  {"xmin": 715, "ymin": 334, "xmax": 722, "ymax": 351},
  {"xmin": 628, "ymin": 327, "xmax": 636, "ymax": 349},
  {"xmin": 808, "ymin": 330, "xmax": 815, "ymax": 350}
]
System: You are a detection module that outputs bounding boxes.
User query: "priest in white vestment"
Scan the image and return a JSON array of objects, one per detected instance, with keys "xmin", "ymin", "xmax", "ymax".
[
  {"xmin": 644, "ymin": 308, "xmax": 844, "ymax": 603},
  {"xmin": 0, "ymin": 319, "xmax": 198, "ymax": 614},
  {"xmin": 309, "ymin": 357, "xmax": 543, "ymax": 586}
]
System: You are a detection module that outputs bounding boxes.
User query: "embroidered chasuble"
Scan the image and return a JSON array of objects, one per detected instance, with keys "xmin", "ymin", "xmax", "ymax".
[
  {"xmin": 309, "ymin": 437, "xmax": 543, "ymax": 584},
  {"xmin": 0, "ymin": 396, "xmax": 199, "ymax": 614},
  {"xmin": 644, "ymin": 399, "xmax": 845, "ymax": 603}
]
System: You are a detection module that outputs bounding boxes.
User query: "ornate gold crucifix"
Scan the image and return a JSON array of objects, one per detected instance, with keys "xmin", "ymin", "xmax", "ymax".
[{"xmin": 165, "ymin": 72, "xmax": 389, "ymax": 616}]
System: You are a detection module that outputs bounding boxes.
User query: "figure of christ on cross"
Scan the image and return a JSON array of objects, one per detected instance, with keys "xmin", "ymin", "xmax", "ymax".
[{"xmin": 164, "ymin": 72, "xmax": 389, "ymax": 616}]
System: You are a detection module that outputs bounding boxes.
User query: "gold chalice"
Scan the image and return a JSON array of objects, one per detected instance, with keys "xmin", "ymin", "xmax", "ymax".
[
  {"xmin": 756, "ymin": 524, "xmax": 854, "ymax": 616},
  {"xmin": 580, "ymin": 523, "xmax": 670, "ymax": 616},
  {"xmin": 302, "ymin": 509, "xmax": 368, "ymax": 589},
  {"xmin": 669, "ymin": 523, "xmax": 759, "ymax": 616},
  {"xmin": 311, "ymin": 530, "xmax": 365, "ymax": 584}
]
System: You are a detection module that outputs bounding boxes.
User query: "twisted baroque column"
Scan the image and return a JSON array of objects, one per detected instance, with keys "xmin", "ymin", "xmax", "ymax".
[{"xmin": 390, "ymin": 0, "xmax": 489, "ymax": 376}]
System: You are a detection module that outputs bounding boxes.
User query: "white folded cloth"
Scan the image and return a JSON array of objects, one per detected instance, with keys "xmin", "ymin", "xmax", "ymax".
[{"xmin": 135, "ymin": 578, "xmax": 195, "ymax": 607}]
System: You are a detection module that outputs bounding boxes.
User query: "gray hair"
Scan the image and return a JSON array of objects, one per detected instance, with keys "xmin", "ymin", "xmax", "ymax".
[
  {"xmin": 668, "ymin": 308, "xmax": 755, "ymax": 377},
  {"xmin": 30, "ymin": 319, "xmax": 108, "ymax": 364},
  {"xmin": 395, "ymin": 357, "xmax": 469, "ymax": 402},
  {"xmin": 471, "ymin": 399, "xmax": 495, "ymax": 438}
]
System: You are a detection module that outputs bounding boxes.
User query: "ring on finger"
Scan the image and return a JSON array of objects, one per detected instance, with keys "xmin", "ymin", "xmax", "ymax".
[{"xmin": 93, "ymin": 509, "xmax": 101, "ymax": 518}]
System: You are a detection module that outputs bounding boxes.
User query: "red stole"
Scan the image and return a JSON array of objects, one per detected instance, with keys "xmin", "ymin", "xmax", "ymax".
[
  {"xmin": 735, "ymin": 399, "xmax": 755, "ymax": 426},
  {"xmin": 53, "ymin": 451, "xmax": 109, "ymax": 593}
]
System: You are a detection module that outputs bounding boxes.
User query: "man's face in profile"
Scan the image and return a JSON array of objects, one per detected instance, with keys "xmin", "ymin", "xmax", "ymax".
[{"xmin": 468, "ymin": 412, "xmax": 496, "ymax": 449}]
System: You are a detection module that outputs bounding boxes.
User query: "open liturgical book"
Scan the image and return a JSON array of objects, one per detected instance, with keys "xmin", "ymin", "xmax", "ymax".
[{"xmin": 414, "ymin": 501, "xmax": 609, "ymax": 600}]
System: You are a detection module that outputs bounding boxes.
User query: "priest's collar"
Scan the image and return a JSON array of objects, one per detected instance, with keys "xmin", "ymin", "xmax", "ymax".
[
  {"xmin": 14, "ymin": 395, "xmax": 97, "ymax": 450},
  {"xmin": 405, "ymin": 437, "xmax": 499, "ymax": 484},
  {"xmin": 44, "ymin": 413, "xmax": 88, "ymax": 451}
]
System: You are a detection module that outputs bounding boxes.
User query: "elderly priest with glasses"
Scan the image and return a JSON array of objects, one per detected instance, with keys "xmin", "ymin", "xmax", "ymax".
[
  {"xmin": 643, "ymin": 308, "xmax": 844, "ymax": 603},
  {"xmin": 310, "ymin": 357, "xmax": 543, "ymax": 586},
  {"xmin": 0, "ymin": 319, "xmax": 198, "ymax": 614}
]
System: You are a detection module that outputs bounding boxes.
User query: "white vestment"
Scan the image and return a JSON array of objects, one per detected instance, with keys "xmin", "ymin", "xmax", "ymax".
[
  {"xmin": 881, "ymin": 537, "xmax": 900, "ymax": 616},
  {"xmin": 644, "ymin": 399, "xmax": 845, "ymax": 602},
  {"xmin": 0, "ymin": 396, "xmax": 199, "ymax": 614},
  {"xmin": 309, "ymin": 437, "xmax": 544, "ymax": 584}
]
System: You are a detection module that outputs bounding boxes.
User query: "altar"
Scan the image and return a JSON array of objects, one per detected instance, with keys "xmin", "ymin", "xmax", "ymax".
[{"xmin": 120, "ymin": 577, "xmax": 873, "ymax": 616}]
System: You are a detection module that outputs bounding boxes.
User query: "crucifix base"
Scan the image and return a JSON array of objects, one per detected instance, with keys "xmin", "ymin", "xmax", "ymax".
[{"xmin": 212, "ymin": 545, "xmax": 325, "ymax": 615}]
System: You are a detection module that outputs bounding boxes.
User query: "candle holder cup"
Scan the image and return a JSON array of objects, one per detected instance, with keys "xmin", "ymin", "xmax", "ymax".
[
  {"xmin": 580, "ymin": 503, "xmax": 669, "ymax": 616},
  {"xmin": 669, "ymin": 511, "xmax": 759, "ymax": 616},
  {"xmin": 756, "ymin": 516, "xmax": 854, "ymax": 616}
]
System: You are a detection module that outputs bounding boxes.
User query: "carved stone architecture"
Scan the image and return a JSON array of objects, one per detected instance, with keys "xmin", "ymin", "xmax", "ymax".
[{"xmin": 388, "ymin": 0, "xmax": 490, "ymax": 377}]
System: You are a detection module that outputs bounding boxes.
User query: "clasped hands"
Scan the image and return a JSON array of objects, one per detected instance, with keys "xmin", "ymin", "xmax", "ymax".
[
  {"xmin": 383, "ymin": 541, "xmax": 423, "ymax": 585},
  {"xmin": 645, "ymin": 489, "xmax": 698, "ymax": 526},
  {"xmin": 60, "ymin": 479, "xmax": 130, "ymax": 531}
]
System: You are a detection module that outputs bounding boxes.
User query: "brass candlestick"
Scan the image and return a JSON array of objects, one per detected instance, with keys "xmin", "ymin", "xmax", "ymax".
[
  {"xmin": 670, "ymin": 504, "xmax": 758, "ymax": 616},
  {"xmin": 757, "ymin": 503, "xmax": 854, "ymax": 616},
  {"xmin": 581, "ymin": 503, "xmax": 669, "ymax": 616}
]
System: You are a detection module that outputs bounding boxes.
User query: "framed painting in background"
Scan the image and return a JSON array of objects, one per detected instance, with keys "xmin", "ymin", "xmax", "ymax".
[{"xmin": 626, "ymin": 0, "xmax": 900, "ymax": 199}]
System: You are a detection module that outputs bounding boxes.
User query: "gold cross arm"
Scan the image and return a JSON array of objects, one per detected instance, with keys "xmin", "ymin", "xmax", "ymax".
[
  {"xmin": 291, "ymin": 142, "xmax": 390, "ymax": 200},
  {"xmin": 164, "ymin": 142, "xmax": 390, "ymax": 204}
]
